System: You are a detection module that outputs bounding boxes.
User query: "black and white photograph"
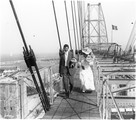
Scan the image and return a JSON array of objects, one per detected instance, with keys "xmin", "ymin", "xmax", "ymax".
[{"xmin": 0, "ymin": 0, "xmax": 136, "ymax": 119}]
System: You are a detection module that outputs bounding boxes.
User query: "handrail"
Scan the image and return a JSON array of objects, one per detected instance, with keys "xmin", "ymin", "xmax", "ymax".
[
  {"xmin": 19, "ymin": 63, "xmax": 61, "ymax": 118},
  {"xmin": 104, "ymin": 77, "xmax": 124, "ymax": 120},
  {"xmin": 110, "ymin": 85, "xmax": 136, "ymax": 94},
  {"xmin": 93, "ymin": 58, "xmax": 125, "ymax": 119}
]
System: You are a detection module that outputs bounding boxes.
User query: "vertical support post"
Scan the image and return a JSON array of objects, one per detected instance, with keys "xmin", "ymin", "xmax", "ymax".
[
  {"xmin": 97, "ymin": 65, "xmax": 100, "ymax": 106},
  {"xmin": 105, "ymin": 77, "xmax": 109, "ymax": 119},
  {"xmin": 7, "ymin": 85, "xmax": 10, "ymax": 117},
  {"xmin": 111, "ymin": 28, "xmax": 113, "ymax": 43},
  {"xmin": 18, "ymin": 77, "xmax": 27, "ymax": 119},
  {"xmin": 59, "ymin": 77, "xmax": 63, "ymax": 92},
  {"xmin": 117, "ymin": 45, "xmax": 119, "ymax": 55},
  {"xmin": 16, "ymin": 82, "xmax": 20, "ymax": 118},
  {"xmin": 102, "ymin": 79, "xmax": 105, "ymax": 120},
  {"xmin": 96, "ymin": 65, "xmax": 99, "ymax": 106},
  {"xmin": 87, "ymin": 3, "xmax": 90, "ymax": 44},
  {"xmin": 49, "ymin": 67, "xmax": 54, "ymax": 105},
  {"xmin": 119, "ymin": 48, "xmax": 121, "ymax": 56},
  {"xmin": 19, "ymin": 77, "xmax": 28, "ymax": 119},
  {"xmin": 19, "ymin": 84, "xmax": 22, "ymax": 119},
  {"xmin": 98, "ymin": 3, "xmax": 101, "ymax": 44},
  {"xmin": 43, "ymin": 71, "xmax": 46, "ymax": 87}
]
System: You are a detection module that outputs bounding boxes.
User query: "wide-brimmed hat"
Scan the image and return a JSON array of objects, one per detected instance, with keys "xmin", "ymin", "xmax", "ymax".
[
  {"xmin": 70, "ymin": 58, "xmax": 77, "ymax": 63},
  {"xmin": 82, "ymin": 47, "xmax": 92, "ymax": 55}
]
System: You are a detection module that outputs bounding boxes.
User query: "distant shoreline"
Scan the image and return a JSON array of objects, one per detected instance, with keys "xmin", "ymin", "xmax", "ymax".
[{"xmin": 0, "ymin": 53, "xmax": 59, "ymax": 62}]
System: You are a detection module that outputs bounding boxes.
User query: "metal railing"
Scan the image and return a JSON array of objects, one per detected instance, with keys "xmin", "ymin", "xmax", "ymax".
[
  {"xmin": 102, "ymin": 76, "xmax": 124, "ymax": 120},
  {"xmin": 19, "ymin": 62, "xmax": 62, "ymax": 118},
  {"xmin": 27, "ymin": 63, "xmax": 61, "ymax": 104},
  {"xmin": 93, "ymin": 57, "xmax": 136, "ymax": 120},
  {"xmin": 93, "ymin": 59, "xmax": 124, "ymax": 120}
]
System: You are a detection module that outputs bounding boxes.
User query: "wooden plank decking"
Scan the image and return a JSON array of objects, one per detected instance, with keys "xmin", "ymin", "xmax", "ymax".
[
  {"xmin": 41, "ymin": 64, "xmax": 100, "ymax": 119},
  {"xmin": 42, "ymin": 90, "xmax": 100, "ymax": 119}
]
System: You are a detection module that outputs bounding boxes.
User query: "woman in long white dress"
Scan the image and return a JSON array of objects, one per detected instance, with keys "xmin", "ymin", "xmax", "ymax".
[{"xmin": 79, "ymin": 47, "xmax": 95, "ymax": 92}]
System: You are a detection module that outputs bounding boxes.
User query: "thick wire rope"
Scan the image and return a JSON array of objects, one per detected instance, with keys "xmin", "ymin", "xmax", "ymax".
[
  {"xmin": 64, "ymin": 1, "xmax": 72, "ymax": 50},
  {"xmin": 71, "ymin": 1, "xmax": 77, "ymax": 51},
  {"xmin": 73, "ymin": 1, "xmax": 80, "ymax": 50}
]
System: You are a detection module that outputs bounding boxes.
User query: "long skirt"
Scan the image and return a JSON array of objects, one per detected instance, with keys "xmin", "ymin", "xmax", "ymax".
[
  {"xmin": 80, "ymin": 66, "xmax": 95, "ymax": 91},
  {"xmin": 73, "ymin": 62, "xmax": 95, "ymax": 91}
]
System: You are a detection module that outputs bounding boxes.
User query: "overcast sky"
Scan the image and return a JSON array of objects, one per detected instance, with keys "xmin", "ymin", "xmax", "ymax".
[{"xmin": 0, "ymin": 0, "xmax": 136, "ymax": 57}]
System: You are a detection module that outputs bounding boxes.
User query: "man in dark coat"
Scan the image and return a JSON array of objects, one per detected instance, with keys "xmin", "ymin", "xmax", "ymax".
[{"xmin": 59, "ymin": 44, "xmax": 73, "ymax": 98}]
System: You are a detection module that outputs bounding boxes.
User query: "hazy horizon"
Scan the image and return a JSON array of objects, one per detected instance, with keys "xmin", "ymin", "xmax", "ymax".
[
  {"xmin": 1, "ymin": 0, "xmax": 136, "ymax": 57},
  {"xmin": 0, "ymin": 52, "xmax": 59, "ymax": 62}
]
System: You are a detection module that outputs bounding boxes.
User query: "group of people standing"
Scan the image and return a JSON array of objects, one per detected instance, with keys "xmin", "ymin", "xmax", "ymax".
[{"xmin": 59, "ymin": 44, "xmax": 95, "ymax": 98}]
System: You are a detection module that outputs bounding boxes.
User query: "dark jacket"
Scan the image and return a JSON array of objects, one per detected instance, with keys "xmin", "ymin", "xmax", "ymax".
[{"xmin": 59, "ymin": 50, "xmax": 73, "ymax": 75}]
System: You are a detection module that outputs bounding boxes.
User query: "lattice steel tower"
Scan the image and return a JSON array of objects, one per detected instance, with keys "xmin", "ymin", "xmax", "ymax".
[{"xmin": 83, "ymin": 3, "xmax": 108, "ymax": 47}]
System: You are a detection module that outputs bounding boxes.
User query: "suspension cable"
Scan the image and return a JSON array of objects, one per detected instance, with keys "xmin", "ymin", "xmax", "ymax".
[
  {"xmin": 64, "ymin": 1, "xmax": 72, "ymax": 50},
  {"xmin": 9, "ymin": 0, "xmax": 29, "ymax": 53},
  {"xmin": 77, "ymin": 1, "xmax": 82, "ymax": 49},
  {"xmin": 80, "ymin": 1, "xmax": 83, "ymax": 43},
  {"xmin": 52, "ymin": 0, "xmax": 62, "ymax": 50},
  {"xmin": 80, "ymin": 1, "xmax": 84, "ymax": 48},
  {"xmin": 80, "ymin": 1, "xmax": 83, "ymax": 46},
  {"xmin": 71, "ymin": 1, "xmax": 77, "ymax": 51},
  {"xmin": 73, "ymin": 1, "xmax": 80, "ymax": 50},
  {"xmin": 9, "ymin": 0, "xmax": 50, "ymax": 112}
]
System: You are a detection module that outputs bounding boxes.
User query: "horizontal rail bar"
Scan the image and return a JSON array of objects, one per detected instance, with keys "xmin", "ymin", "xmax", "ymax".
[
  {"xmin": 111, "ymin": 86, "xmax": 136, "ymax": 94},
  {"xmin": 100, "ymin": 64, "xmax": 136, "ymax": 67},
  {"xmin": 98, "ymin": 63, "xmax": 136, "ymax": 66},
  {"xmin": 102, "ymin": 71, "xmax": 136, "ymax": 75},
  {"xmin": 106, "ymin": 96, "xmax": 136, "ymax": 99},
  {"xmin": 108, "ymin": 79, "xmax": 135, "ymax": 85}
]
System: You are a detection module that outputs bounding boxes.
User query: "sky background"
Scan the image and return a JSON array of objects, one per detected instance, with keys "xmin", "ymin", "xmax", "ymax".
[{"xmin": 0, "ymin": 0, "xmax": 136, "ymax": 57}]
